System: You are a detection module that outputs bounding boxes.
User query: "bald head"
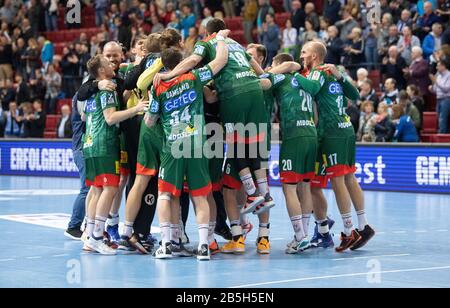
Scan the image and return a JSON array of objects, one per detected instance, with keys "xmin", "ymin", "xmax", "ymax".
[
  {"xmin": 102, "ymin": 41, "xmax": 123, "ymax": 71},
  {"xmin": 309, "ymin": 41, "xmax": 327, "ymax": 62},
  {"xmin": 300, "ymin": 41, "xmax": 327, "ymax": 69}
]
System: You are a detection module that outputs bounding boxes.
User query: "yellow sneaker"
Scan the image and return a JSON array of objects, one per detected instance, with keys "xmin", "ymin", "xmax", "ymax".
[
  {"xmin": 257, "ymin": 237, "xmax": 270, "ymax": 254},
  {"xmin": 221, "ymin": 236, "xmax": 245, "ymax": 254}
]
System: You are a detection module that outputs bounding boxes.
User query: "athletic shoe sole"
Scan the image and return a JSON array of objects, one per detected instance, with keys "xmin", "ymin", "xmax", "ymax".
[
  {"xmin": 64, "ymin": 231, "xmax": 82, "ymax": 241},
  {"xmin": 254, "ymin": 201, "xmax": 275, "ymax": 215},
  {"xmin": 240, "ymin": 197, "xmax": 265, "ymax": 215}
]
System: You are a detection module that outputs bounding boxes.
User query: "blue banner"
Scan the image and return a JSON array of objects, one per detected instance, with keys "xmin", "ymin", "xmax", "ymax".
[{"xmin": 0, "ymin": 140, "xmax": 449, "ymax": 194}]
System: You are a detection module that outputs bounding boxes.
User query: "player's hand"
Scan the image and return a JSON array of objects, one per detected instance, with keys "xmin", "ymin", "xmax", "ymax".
[
  {"xmin": 322, "ymin": 64, "xmax": 342, "ymax": 79},
  {"xmin": 98, "ymin": 80, "xmax": 116, "ymax": 91},
  {"xmin": 153, "ymin": 72, "xmax": 170, "ymax": 86},
  {"xmin": 217, "ymin": 29, "xmax": 230, "ymax": 38},
  {"xmin": 135, "ymin": 99, "xmax": 149, "ymax": 113}
]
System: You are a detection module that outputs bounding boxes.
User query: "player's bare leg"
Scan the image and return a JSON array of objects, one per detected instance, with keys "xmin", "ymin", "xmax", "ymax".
[
  {"xmin": 253, "ymin": 168, "xmax": 275, "ymax": 215},
  {"xmin": 237, "ymin": 187, "xmax": 252, "ymax": 237},
  {"xmin": 298, "ymin": 182, "xmax": 313, "ymax": 237},
  {"xmin": 192, "ymin": 195, "xmax": 211, "ymax": 260}
]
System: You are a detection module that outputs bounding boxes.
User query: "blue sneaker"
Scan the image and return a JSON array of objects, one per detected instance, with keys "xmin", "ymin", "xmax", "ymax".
[
  {"xmin": 311, "ymin": 218, "xmax": 335, "ymax": 248},
  {"xmin": 106, "ymin": 224, "xmax": 120, "ymax": 244},
  {"xmin": 147, "ymin": 233, "xmax": 158, "ymax": 245}
]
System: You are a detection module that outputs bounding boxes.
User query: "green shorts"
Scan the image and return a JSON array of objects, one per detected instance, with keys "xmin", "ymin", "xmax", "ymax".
[
  {"xmin": 318, "ymin": 132, "xmax": 357, "ymax": 178},
  {"xmin": 119, "ymin": 133, "xmax": 130, "ymax": 176},
  {"xmin": 220, "ymin": 89, "xmax": 268, "ymax": 146},
  {"xmin": 280, "ymin": 136, "xmax": 317, "ymax": 184},
  {"xmin": 311, "ymin": 149, "xmax": 329, "ymax": 188},
  {"xmin": 85, "ymin": 156, "xmax": 120, "ymax": 187},
  {"xmin": 158, "ymin": 152, "xmax": 212, "ymax": 197},
  {"xmin": 136, "ymin": 121, "xmax": 163, "ymax": 176}
]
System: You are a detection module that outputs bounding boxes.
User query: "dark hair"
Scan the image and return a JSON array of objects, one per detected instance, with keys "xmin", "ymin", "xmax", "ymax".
[
  {"xmin": 398, "ymin": 90, "xmax": 409, "ymax": 101},
  {"xmin": 132, "ymin": 33, "xmax": 148, "ymax": 49},
  {"xmin": 206, "ymin": 18, "xmax": 226, "ymax": 35},
  {"xmin": 87, "ymin": 55, "xmax": 104, "ymax": 78},
  {"xmin": 160, "ymin": 28, "xmax": 182, "ymax": 49},
  {"xmin": 144, "ymin": 33, "xmax": 161, "ymax": 53},
  {"xmin": 439, "ymin": 57, "xmax": 450, "ymax": 70},
  {"xmin": 407, "ymin": 84, "xmax": 420, "ymax": 96},
  {"xmin": 273, "ymin": 53, "xmax": 294, "ymax": 64},
  {"xmin": 392, "ymin": 104, "xmax": 405, "ymax": 120},
  {"xmin": 161, "ymin": 47, "xmax": 183, "ymax": 70}
]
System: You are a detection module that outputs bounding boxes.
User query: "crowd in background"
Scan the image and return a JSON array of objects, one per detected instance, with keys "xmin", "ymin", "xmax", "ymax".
[{"xmin": 0, "ymin": 0, "xmax": 449, "ymax": 142}]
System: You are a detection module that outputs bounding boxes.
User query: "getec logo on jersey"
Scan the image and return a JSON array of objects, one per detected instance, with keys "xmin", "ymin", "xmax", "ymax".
[
  {"xmin": 291, "ymin": 77, "xmax": 299, "ymax": 87},
  {"xmin": 328, "ymin": 82, "xmax": 343, "ymax": 95},
  {"xmin": 194, "ymin": 45, "xmax": 205, "ymax": 56},
  {"xmin": 85, "ymin": 97, "xmax": 96, "ymax": 112},
  {"xmin": 273, "ymin": 74, "xmax": 286, "ymax": 85},
  {"xmin": 165, "ymin": 90, "xmax": 197, "ymax": 112},
  {"xmin": 198, "ymin": 68, "xmax": 212, "ymax": 83}
]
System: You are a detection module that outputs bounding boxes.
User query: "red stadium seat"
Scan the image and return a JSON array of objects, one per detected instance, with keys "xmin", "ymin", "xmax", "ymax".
[
  {"xmin": 45, "ymin": 115, "xmax": 61, "ymax": 132},
  {"xmin": 44, "ymin": 131, "xmax": 57, "ymax": 139},
  {"xmin": 229, "ymin": 30, "xmax": 246, "ymax": 46},
  {"xmin": 56, "ymin": 99, "xmax": 73, "ymax": 114},
  {"xmin": 224, "ymin": 17, "xmax": 243, "ymax": 31},
  {"xmin": 368, "ymin": 70, "xmax": 381, "ymax": 91},
  {"xmin": 420, "ymin": 133, "xmax": 434, "ymax": 142},
  {"xmin": 432, "ymin": 134, "xmax": 450, "ymax": 143},
  {"xmin": 422, "ymin": 112, "xmax": 438, "ymax": 134},
  {"xmin": 275, "ymin": 12, "xmax": 291, "ymax": 28}
]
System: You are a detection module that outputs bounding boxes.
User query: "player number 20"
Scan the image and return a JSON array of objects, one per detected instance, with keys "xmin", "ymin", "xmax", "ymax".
[
  {"xmin": 282, "ymin": 159, "xmax": 292, "ymax": 171},
  {"xmin": 299, "ymin": 90, "xmax": 313, "ymax": 112}
]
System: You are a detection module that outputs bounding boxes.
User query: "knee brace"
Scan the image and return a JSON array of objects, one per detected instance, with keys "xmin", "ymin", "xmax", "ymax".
[{"xmin": 158, "ymin": 192, "xmax": 172, "ymax": 202}]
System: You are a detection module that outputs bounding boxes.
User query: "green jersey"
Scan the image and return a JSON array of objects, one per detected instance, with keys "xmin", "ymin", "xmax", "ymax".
[
  {"xmin": 83, "ymin": 90, "xmax": 120, "ymax": 158},
  {"xmin": 149, "ymin": 65, "xmax": 214, "ymax": 154},
  {"xmin": 294, "ymin": 66, "xmax": 359, "ymax": 136},
  {"xmin": 193, "ymin": 34, "xmax": 260, "ymax": 97},
  {"xmin": 267, "ymin": 72, "xmax": 316, "ymax": 140}
]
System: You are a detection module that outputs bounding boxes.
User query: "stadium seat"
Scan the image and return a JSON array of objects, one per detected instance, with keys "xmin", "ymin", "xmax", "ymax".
[
  {"xmin": 368, "ymin": 70, "xmax": 381, "ymax": 91},
  {"xmin": 44, "ymin": 131, "xmax": 57, "ymax": 139},
  {"xmin": 56, "ymin": 99, "xmax": 73, "ymax": 115},
  {"xmin": 224, "ymin": 17, "xmax": 243, "ymax": 31},
  {"xmin": 275, "ymin": 12, "xmax": 291, "ymax": 28},
  {"xmin": 420, "ymin": 133, "xmax": 434, "ymax": 142},
  {"xmin": 229, "ymin": 30, "xmax": 247, "ymax": 46},
  {"xmin": 432, "ymin": 134, "xmax": 450, "ymax": 143},
  {"xmin": 422, "ymin": 112, "xmax": 438, "ymax": 134},
  {"xmin": 45, "ymin": 115, "xmax": 61, "ymax": 132}
]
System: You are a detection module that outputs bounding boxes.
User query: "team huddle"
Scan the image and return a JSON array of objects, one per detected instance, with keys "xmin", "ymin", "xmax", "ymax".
[{"xmin": 79, "ymin": 18, "xmax": 375, "ymax": 261}]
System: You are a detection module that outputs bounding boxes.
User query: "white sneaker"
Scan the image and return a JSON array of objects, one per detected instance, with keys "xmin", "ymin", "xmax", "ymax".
[
  {"xmin": 285, "ymin": 236, "xmax": 311, "ymax": 254},
  {"xmin": 85, "ymin": 237, "xmax": 117, "ymax": 255},
  {"xmin": 153, "ymin": 242, "xmax": 173, "ymax": 259}
]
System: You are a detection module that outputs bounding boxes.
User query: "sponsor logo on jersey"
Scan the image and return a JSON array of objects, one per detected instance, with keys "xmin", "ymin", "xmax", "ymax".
[
  {"xmin": 296, "ymin": 119, "xmax": 315, "ymax": 127},
  {"xmin": 85, "ymin": 97, "xmax": 96, "ymax": 112},
  {"xmin": 273, "ymin": 74, "xmax": 286, "ymax": 84},
  {"xmin": 146, "ymin": 57, "xmax": 155, "ymax": 69},
  {"xmin": 328, "ymin": 82, "xmax": 343, "ymax": 94},
  {"xmin": 150, "ymin": 99, "xmax": 159, "ymax": 113},
  {"xmin": 198, "ymin": 68, "xmax": 212, "ymax": 82},
  {"xmin": 260, "ymin": 73, "xmax": 270, "ymax": 79},
  {"xmin": 194, "ymin": 45, "xmax": 205, "ymax": 55},
  {"xmin": 166, "ymin": 83, "xmax": 190, "ymax": 99},
  {"xmin": 165, "ymin": 90, "xmax": 197, "ymax": 112},
  {"xmin": 291, "ymin": 77, "xmax": 299, "ymax": 87},
  {"xmin": 337, "ymin": 121, "xmax": 352, "ymax": 129},
  {"xmin": 235, "ymin": 70, "xmax": 257, "ymax": 79},
  {"xmin": 100, "ymin": 92, "xmax": 115, "ymax": 109}
]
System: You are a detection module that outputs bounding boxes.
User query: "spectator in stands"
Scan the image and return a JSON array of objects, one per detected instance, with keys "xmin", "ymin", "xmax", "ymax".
[
  {"xmin": 243, "ymin": 0, "xmax": 258, "ymax": 44},
  {"xmin": 114, "ymin": 16, "xmax": 132, "ymax": 51},
  {"xmin": 200, "ymin": 7, "xmax": 214, "ymax": 38},
  {"xmin": 324, "ymin": 0, "xmax": 342, "ymax": 25},
  {"xmin": 397, "ymin": 26, "xmax": 421, "ymax": 65},
  {"xmin": 291, "ymin": 0, "xmax": 305, "ymax": 33},
  {"xmin": 415, "ymin": 1, "xmax": 441, "ymax": 40},
  {"xmin": 356, "ymin": 68, "xmax": 369, "ymax": 88},
  {"xmin": 22, "ymin": 99, "xmax": 45, "ymax": 138},
  {"xmin": 14, "ymin": 73, "xmax": 30, "ymax": 105},
  {"xmin": 0, "ymin": 34, "xmax": 13, "ymax": 82},
  {"xmin": 416, "ymin": 0, "xmax": 438, "ymax": 17},
  {"xmin": 24, "ymin": 38, "xmax": 40, "ymax": 80},
  {"xmin": 357, "ymin": 100, "xmax": 377, "ymax": 142},
  {"xmin": 75, "ymin": 42, "xmax": 90, "ymax": 77},
  {"xmin": 324, "ymin": 25, "xmax": 344, "ymax": 65},
  {"xmin": 167, "ymin": 10, "xmax": 181, "ymax": 31},
  {"xmin": 335, "ymin": 6, "xmax": 359, "ymax": 42},
  {"xmin": 343, "ymin": 27, "xmax": 365, "ymax": 79},
  {"xmin": 0, "ymin": 79, "xmax": 15, "ymax": 111},
  {"xmin": 397, "ymin": 9, "xmax": 413, "ymax": 33},
  {"xmin": 21, "ymin": 18, "xmax": 33, "ymax": 43},
  {"xmin": 0, "ymin": 0, "xmax": 16, "ymax": 24},
  {"xmin": 399, "ymin": 90, "xmax": 422, "ymax": 133},
  {"xmin": 3, "ymin": 101, "xmax": 20, "ymax": 138},
  {"xmin": 298, "ymin": 19, "xmax": 317, "ymax": 47},
  {"xmin": 304, "ymin": 2, "xmax": 320, "ymax": 32},
  {"xmin": 162, "ymin": 2, "xmax": 176, "ymax": 26},
  {"xmin": 61, "ymin": 46, "xmax": 80, "ymax": 98},
  {"xmin": 257, "ymin": 0, "xmax": 274, "ymax": 42},
  {"xmin": 150, "ymin": 15, "xmax": 164, "ymax": 34},
  {"xmin": 38, "ymin": 36, "xmax": 54, "ymax": 72},
  {"xmin": 364, "ymin": 25, "xmax": 378, "ymax": 70},
  {"xmin": 422, "ymin": 23, "xmax": 443, "ymax": 60},
  {"xmin": 407, "ymin": 84, "xmax": 425, "ymax": 119},
  {"xmin": 374, "ymin": 102, "xmax": 395, "ymax": 142},
  {"xmin": 378, "ymin": 18, "xmax": 398, "ymax": 61},
  {"xmin": 346, "ymin": 100, "xmax": 360, "ymax": 134},
  {"xmin": 185, "ymin": 27, "xmax": 199, "ymax": 54},
  {"xmin": 95, "ymin": 0, "xmax": 109, "ymax": 27},
  {"xmin": 429, "ymin": 57, "xmax": 450, "ymax": 133},
  {"xmin": 359, "ymin": 79, "xmax": 379, "ymax": 110},
  {"xmin": 282, "ymin": 19, "xmax": 298, "ymax": 59},
  {"xmin": 261, "ymin": 13, "xmax": 280, "ymax": 66},
  {"xmin": 12, "ymin": 37, "xmax": 26, "ymax": 78},
  {"xmin": 180, "ymin": 4, "xmax": 196, "ymax": 40},
  {"xmin": 44, "ymin": 64, "xmax": 61, "ymax": 114},
  {"xmin": 406, "ymin": 46, "xmax": 431, "ymax": 100},
  {"xmin": 56, "ymin": 104, "xmax": 72, "ymax": 139},
  {"xmin": 44, "ymin": 0, "xmax": 58, "ymax": 31},
  {"xmin": 392, "ymin": 104, "xmax": 420, "ymax": 142},
  {"xmin": 381, "ymin": 45, "xmax": 408, "ymax": 90},
  {"xmin": 0, "ymin": 103, "xmax": 4, "ymax": 137},
  {"xmin": 28, "ymin": 0, "xmax": 44, "ymax": 37},
  {"xmin": 381, "ymin": 78, "xmax": 399, "ymax": 106},
  {"xmin": 318, "ymin": 17, "xmax": 330, "ymax": 41},
  {"xmin": 29, "ymin": 68, "xmax": 46, "ymax": 101},
  {"xmin": 223, "ymin": 0, "xmax": 236, "ymax": 17}
]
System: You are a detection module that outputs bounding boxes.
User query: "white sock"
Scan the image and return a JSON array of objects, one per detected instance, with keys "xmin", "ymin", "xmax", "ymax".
[
  {"xmin": 198, "ymin": 224, "xmax": 209, "ymax": 248},
  {"xmin": 170, "ymin": 224, "xmax": 180, "ymax": 243},
  {"xmin": 87, "ymin": 218, "xmax": 95, "ymax": 238},
  {"xmin": 290, "ymin": 215, "xmax": 305, "ymax": 241},
  {"xmin": 302, "ymin": 213, "xmax": 311, "ymax": 237},
  {"xmin": 258, "ymin": 223, "xmax": 270, "ymax": 238},
  {"xmin": 238, "ymin": 205, "xmax": 249, "ymax": 225},
  {"xmin": 240, "ymin": 173, "xmax": 256, "ymax": 195},
  {"xmin": 256, "ymin": 178, "xmax": 269, "ymax": 196},
  {"xmin": 317, "ymin": 219, "xmax": 329, "ymax": 235},
  {"xmin": 356, "ymin": 210, "xmax": 368, "ymax": 230},
  {"xmin": 208, "ymin": 221, "xmax": 216, "ymax": 243},
  {"xmin": 341, "ymin": 213, "xmax": 354, "ymax": 236},
  {"xmin": 230, "ymin": 220, "xmax": 242, "ymax": 238},
  {"xmin": 123, "ymin": 221, "xmax": 134, "ymax": 238},
  {"xmin": 106, "ymin": 213, "xmax": 119, "ymax": 227},
  {"xmin": 160, "ymin": 222, "xmax": 171, "ymax": 246},
  {"xmin": 93, "ymin": 216, "xmax": 107, "ymax": 239}
]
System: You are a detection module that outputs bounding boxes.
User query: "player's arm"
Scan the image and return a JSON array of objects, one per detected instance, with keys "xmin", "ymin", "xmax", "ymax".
[
  {"xmin": 136, "ymin": 58, "xmax": 164, "ymax": 97},
  {"xmin": 293, "ymin": 72, "xmax": 321, "ymax": 96},
  {"xmin": 145, "ymin": 87, "xmax": 160, "ymax": 127},
  {"xmin": 250, "ymin": 58, "xmax": 265, "ymax": 75},
  {"xmin": 259, "ymin": 78, "xmax": 272, "ymax": 90},
  {"xmin": 322, "ymin": 64, "xmax": 360, "ymax": 100},
  {"xmin": 153, "ymin": 54, "xmax": 203, "ymax": 85},
  {"xmin": 269, "ymin": 61, "xmax": 302, "ymax": 74},
  {"xmin": 102, "ymin": 93, "xmax": 148, "ymax": 126},
  {"xmin": 206, "ymin": 30, "xmax": 230, "ymax": 76},
  {"xmin": 204, "ymin": 86, "xmax": 218, "ymax": 104}
]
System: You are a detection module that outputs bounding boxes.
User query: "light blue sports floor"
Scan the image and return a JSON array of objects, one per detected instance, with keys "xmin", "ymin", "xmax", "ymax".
[{"xmin": 0, "ymin": 175, "xmax": 450, "ymax": 288}]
